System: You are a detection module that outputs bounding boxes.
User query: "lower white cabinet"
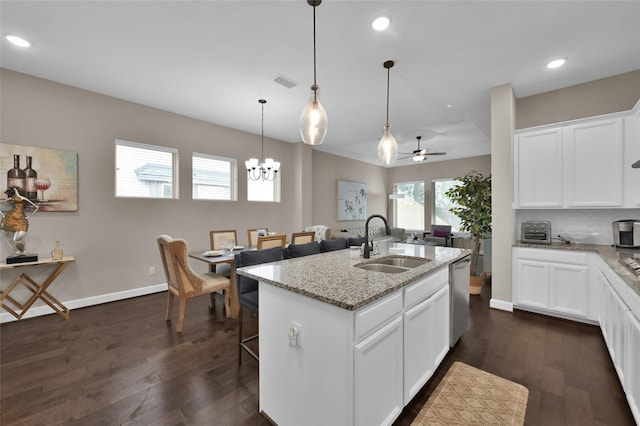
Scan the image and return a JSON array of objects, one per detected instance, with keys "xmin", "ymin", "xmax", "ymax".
[
  {"xmin": 513, "ymin": 247, "xmax": 589, "ymax": 320},
  {"xmin": 403, "ymin": 285, "xmax": 450, "ymax": 404},
  {"xmin": 259, "ymin": 267, "xmax": 452, "ymax": 426},
  {"xmin": 626, "ymin": 308, "xmax": 640, "ymax": 421},
  {"xmin": 354, "ymin": 315, "xmax": 403, "ymax": 426}
]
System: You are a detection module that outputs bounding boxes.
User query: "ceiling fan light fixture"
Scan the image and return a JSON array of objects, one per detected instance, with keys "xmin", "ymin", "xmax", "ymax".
[
  {"xmin": 412, "ymin": 155, "xmax": 426, "ymax": 162},
  {"xmin": 300, "ymin": 0, "xmax": 328, "ymax": 145},
  {"xmin": 378, "ymin": 60, "xmax": 398, "ymax": 166}
]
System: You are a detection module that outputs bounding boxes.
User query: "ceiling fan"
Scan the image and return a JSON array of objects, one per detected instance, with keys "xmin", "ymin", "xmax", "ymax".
[{"xmin": 398, "ymin": 136, "xmax": 446, "ymax": 162}]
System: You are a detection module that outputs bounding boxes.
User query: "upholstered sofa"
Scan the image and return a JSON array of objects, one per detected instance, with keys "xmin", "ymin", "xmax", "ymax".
[{"xmin": 330, "ymin": 226, "xmax": 405, "ymax": 242}]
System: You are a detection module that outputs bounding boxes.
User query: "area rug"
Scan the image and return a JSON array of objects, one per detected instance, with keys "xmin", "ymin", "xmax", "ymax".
[{"xmin": 411, "ymin": 361, "xmax": 529, "ymax": 426}]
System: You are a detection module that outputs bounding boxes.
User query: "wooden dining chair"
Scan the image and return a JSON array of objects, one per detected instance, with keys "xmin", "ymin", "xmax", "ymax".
[
  {"xmin": 157, "ymin": 235, "xmax": 231, "ymax": 333},
  {"xmin": 257, "ymin": 234, "xmax": 287, "ymax": 249},
  {"xmin": 210, "ymin": 229, "xmax": 238, "ymax": 251},
  {"xmin": 209, "ymin": 229, "xmax": 237, "ymax": 277},
  {"xmin": 291, "ymin": 231, "xmax": 316, "ymax": 245},
  {"xmin": 247, "ymin": 228, "xmax": 269, "ymax": 247}
]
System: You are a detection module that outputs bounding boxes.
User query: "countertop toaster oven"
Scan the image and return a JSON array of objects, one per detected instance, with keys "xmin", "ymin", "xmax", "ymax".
[{"xmin": 521, "ymin": 221, "xmax": 551, "ymax": 244}]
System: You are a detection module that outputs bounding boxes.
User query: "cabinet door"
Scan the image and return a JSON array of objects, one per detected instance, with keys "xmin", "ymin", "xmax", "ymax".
[
  {"xmin": 403, "ymin": 285, "xmax": 449, "ymax": 404},
  {"xmin": 601, "ymin": 276, "xmax": 628, "ymax": 386},
  {"xmin": 515, "ymin": 128, "xmax": 564, "ymax": 208},
  {"xmin": 565, "ymin": 118, "xmax": 624, "ymax": 207},
  {"xmin": 354, "ymin": 315, "xmax": 403, "ymax": 426},
  {"xmin": 549, "ymin": 263, "xmax": 588, "ymax": 317},
  {"xmin": 514, "ymin": 259, "xmax": 549, "ymax": 309},
  {"xmin": 626, "ymin": 309, "xmax": 640, "ymax": 424}
]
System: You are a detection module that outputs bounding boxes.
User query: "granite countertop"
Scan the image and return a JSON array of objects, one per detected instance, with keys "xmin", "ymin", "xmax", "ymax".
[
  {"xmin": 513, "ymin": 241, "xmax": 640, "ymax": 296},
  {"xmin": 236, "ymin": 243, "xmax": 471, "ymax": 311}
]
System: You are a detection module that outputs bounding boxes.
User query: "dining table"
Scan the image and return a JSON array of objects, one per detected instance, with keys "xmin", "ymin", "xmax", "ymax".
[{"xmin": 188, "ymin": 247, "xmax": 255, "ymax": 319}]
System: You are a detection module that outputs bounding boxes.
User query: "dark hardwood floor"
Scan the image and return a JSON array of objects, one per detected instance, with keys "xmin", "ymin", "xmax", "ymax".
[{"xmin": 1, "ymin": 282, "xmax": 635, "ymax": 425}]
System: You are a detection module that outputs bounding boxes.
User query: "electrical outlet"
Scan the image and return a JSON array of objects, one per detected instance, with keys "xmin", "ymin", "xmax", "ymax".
[{"xmin": 148, "ymin": 266, "xmax": 156, "ymax": 275}]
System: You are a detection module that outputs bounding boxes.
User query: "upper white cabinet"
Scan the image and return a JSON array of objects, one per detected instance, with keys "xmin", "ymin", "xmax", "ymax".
[
  {"xmin": 515, "ymin": 108, "xmax": 637, "ymax": 209},
  {"xmin": 565, "ymin": 119, "xmax": 624, "ymax": 207},
  {"xmin": 515, "ymin": 128, "xmax": 564, "ymax": 207}
]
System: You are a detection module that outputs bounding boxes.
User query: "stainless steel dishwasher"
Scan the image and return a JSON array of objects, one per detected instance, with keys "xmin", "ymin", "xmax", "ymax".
[{"xmin": 450, "ymin": 255, "xmax": 471, "ymax": 346}]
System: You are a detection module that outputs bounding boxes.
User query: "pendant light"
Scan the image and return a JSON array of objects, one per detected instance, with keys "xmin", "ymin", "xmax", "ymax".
[
  {"xmin": 378, "ymin": 60, "xmax": 398, "ymax": 166},
  {"xmin": 299, "ymin": 0, "xmax": 328, "ymax": 145},
  {"xmin": 246, "ymin": 99, "xmax": 280, "ymax": 181}
]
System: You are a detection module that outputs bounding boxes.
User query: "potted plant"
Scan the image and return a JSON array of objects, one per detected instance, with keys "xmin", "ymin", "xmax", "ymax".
[{"xmin": 445, "ymin": 171, "xmax": 492, "ymax": 294}]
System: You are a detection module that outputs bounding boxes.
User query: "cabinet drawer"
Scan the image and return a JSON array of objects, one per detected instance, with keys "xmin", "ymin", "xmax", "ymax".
[
  {"xmin": 516, "ymin": 247, "xmax": 588, "ymax": 265},
  {"xmin": 404, "ymin": 268, "xmax": 448, "ymax": 309},
  {"xmin": 355, "ymin": 290, "xmax": 402, "ymax": 342}
]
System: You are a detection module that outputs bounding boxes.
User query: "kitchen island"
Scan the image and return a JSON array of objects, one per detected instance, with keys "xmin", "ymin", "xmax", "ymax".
[{"xmin": 236, "ymin": 243, "xmax": 470, "ymax": 426}]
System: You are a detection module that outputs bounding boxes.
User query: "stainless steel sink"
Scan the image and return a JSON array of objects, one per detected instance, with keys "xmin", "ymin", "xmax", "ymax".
[
  {"xmin": 356, "ymin": 263, "xmax": 410, "ymax": 274},
  {"xmin": 375, "ymin": 256, "xmax": 431, "ymax": 268},
  {"xmin": 355, "ymin": 256, "xmax": 431, "ymax": 273}
]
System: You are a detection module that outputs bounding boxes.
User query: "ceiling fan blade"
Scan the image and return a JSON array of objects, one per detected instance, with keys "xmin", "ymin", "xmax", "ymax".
[
  {"xmin": 397, "ymin": 155, "xmax": 414, "ymax": 161},
  {"xmin": 425, "ymin": 152, "xmax": 447, "ymax": 156}
]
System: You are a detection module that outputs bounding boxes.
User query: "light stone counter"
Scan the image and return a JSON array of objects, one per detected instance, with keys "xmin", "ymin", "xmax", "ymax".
[
  {"xmin": 236, "ymin": 243, "xmax": 470, "ymax": 311},
  {"xmin": 512, "ymin": 241, "xmax": 640, "ymax": 296}
]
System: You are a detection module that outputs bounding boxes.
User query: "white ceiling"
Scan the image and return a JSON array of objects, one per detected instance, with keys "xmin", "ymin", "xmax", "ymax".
[{"xmin": 1, "ymin": 1, "xmax": 639, "ymax": 167}]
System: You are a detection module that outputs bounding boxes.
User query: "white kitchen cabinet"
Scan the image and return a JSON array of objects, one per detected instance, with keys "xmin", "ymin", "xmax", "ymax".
[
  {"xmin": 403, "ymin": 284, "xmax": 449, "ymax": 404},
  {"xmin": 514, "ymin": 128, "xmax": 564, "ymax": 208},
  {"xmin": 354, "ymin": 315, "xmax": 403, "ymax": 426},
  {"xmin": 565, "ymin": 118, "xmax": 624, "ymax": 207},
  {"xmin": 601, "ymin": 270, "xmax": 629, "ymax": 386},
  {"xmin": 625, "ymin": 308, "xmax": 640, "ymax": 423},
  {"xmin": 514, "ymin": 114, "xmax": 627, "ymax": 209},
  {"xmin": 513, "ymin": 247, "xmax": 589, "ymax": 321}
]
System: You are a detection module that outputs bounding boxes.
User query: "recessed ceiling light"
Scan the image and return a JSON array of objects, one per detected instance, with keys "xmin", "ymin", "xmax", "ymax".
[
  {"xmin": 372, "ymin": 16, "xmax": 390, "ymax": 31},
  {"xmin": 5, "ymin": 34, "xmax": 31, "ymax": 47},
  {"xmin": 446, "ymin": 104, "xmax": 455, "ymax": 109},
  {"xmin": 546, "ymin": 58, "xmax": 566, "ymax": 69}
]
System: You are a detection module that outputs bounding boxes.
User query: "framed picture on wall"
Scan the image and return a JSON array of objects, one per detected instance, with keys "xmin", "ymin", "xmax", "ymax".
[
  {"xmin": 1, "ymin": 142, "xmax": 78, "ymax": 212},
  {"xmin": 337, "ymin": 179, "xmax": 366, "ymax": 221}
]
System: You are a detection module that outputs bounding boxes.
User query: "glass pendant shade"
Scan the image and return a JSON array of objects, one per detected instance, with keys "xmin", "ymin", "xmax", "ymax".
[
  {"xmin": 377, "ymin": 124, "xmax": 398, "ymax": 165},
  {"xmin": 300, "ymin": 87, "xmax": 328, "ymax": 145}
]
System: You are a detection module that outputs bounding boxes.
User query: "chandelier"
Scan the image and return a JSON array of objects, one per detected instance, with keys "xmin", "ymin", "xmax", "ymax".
[{"xmin": 246, "ymin": 99, "xmax": 280, "ymax": 181}]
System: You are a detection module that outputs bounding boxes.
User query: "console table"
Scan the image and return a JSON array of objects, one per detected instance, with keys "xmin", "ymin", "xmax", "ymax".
[{"xmin": 0, "ymin": 256, "xmax": 76, "ymax": 320}]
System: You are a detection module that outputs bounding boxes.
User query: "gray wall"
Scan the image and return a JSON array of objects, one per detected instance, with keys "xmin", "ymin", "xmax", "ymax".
[{"xmin": 1, "ymin": 68, "xmax": 313, "ymax": 316}]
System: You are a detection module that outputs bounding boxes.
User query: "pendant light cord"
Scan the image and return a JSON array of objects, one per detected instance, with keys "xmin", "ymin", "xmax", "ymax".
[
  {"xmin": 385, "ymin": 66, "xmax": 390, "ymax": 126},
  {"xmin": 312, "ymin": 4, "xmax": 318, "ymax": 101},
  {"xmin": 260, "ymin": 99, "xmax": 266, "ymax": 161}
]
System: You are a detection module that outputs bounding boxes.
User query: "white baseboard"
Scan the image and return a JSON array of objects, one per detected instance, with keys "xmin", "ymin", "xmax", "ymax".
[
  {"xmin": 0, "ymin": 283, "xmax": 167, "ymax": 324},
  {"xmin": 490, "ymin": 298, "xmax": 513, "ymax": 312}
]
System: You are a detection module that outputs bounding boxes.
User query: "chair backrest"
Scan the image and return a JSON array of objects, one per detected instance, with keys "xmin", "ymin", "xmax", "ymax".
[
  {"xmin": 431, "ymin": 224, "xmax": 452, "ymax": 238},
  {"xmin": 157, "ymin": 234, "xmax": 179, "ymax": 293},
  {"xmin": 235, "ymin": 246, "xmax": 283, "ymax": 312},
  {"xmin": 320, "ymin": 238, "xmax": 349, "ymax": 252},
  {"xmin": 247, "ymin": 228, "xmax": 269, "ymax": 247},
  {"xmin": 304, "ymin": 225, "xmax": 330, "ymax": 242},
  {"xmin": 210, "ymin": 229, "xmax": 238, "ymax": 250},
  {"xmin": 291, "ymin": 231, "xmax": 316, "ymax": 244},
  {"xmin": 158, "ymin": 236, "xmax": 205, "ymax": 296},
  {"xmin": 257, "ymin": 234, "xmax": 287, "ymax": 249},
  {"xmin": 285, "ymin": 241, "xmax": 320, "ymax": 259}
]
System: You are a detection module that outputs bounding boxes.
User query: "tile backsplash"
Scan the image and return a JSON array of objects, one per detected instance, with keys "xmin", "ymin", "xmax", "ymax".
[{"xmin": 515, "ymin": 209, "xmax": 640, "ymax": 246}]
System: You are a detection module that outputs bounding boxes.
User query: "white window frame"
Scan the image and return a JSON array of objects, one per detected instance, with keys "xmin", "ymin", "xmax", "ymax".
[
  {"xmin": 247, "ymin": 172, "xmax": 281, "ymax": 203},
  {"xmin": 431, "ymin": 178, "xmax": 463, "ymax": 232},
  {"xmin": 192, "ymin": 152, "xmax": 237, "ymax": 201},
  {"xmin": 115, "ymin": 139, "xmax": 179, "ymax": 199},
  {"xmin": 392, "ymin": 181, "xmax": 425, "ymax": 231}
]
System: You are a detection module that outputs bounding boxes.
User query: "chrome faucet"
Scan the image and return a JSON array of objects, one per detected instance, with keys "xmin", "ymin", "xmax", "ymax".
[{"xmin": 364, "ymin": 214, "xmax": 391, "ymax": 259}]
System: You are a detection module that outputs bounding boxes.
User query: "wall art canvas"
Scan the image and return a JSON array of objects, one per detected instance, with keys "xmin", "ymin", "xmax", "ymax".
[
  {"xmin": 1, "ymin": 142, "xmax": 78, "ymax": 212},
  {"xmin": 337, "ymin": 180, "xmax": 366, "ymax": 221}
]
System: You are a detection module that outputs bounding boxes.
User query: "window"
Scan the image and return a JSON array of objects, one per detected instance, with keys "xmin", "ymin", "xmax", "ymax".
[
  {"xmin": 247, "ymin": 173, "xmax": 281, "ymax": 202},
  {"xmin": 192, "ymin": 153, "xmax": 237, "ymax": 201},
  {"xmin": 432, "ymin": 178, "xmax": 463, "ymax": 232},
  {"xmin": 115, "ymin": 139, "xmax": 178, "ymax": 199},
  {"xmin": 392, "ymin": 181, "xmax": 424, "ymax": 230}
]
